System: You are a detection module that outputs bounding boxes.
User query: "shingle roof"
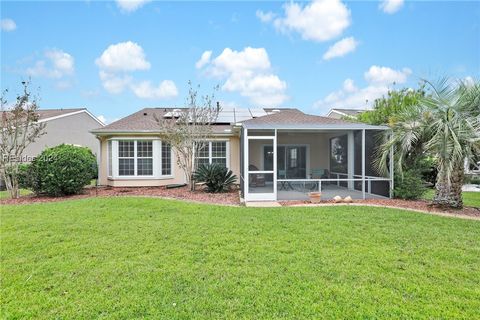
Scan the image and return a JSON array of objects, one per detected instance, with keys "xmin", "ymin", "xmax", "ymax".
[
  {"xmin": 242, "ymin": 110, "xmax": 388, "ymax": 130},
  {"xmin": 91, "ymin": 108, "xmax": 236, "ymax": 134}
]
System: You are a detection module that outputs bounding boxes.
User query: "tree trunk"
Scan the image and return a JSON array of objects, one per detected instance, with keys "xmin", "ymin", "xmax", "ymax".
[
  {"xmin": 3, "ymin": 171, "xmax": 19, "ymax": 199},
  {"xmin": 433, "ymin": 163, "xmax": 464, "ymax": 208}
]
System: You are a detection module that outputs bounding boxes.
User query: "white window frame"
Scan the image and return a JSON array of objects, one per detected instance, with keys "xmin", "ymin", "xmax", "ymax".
[
  {"xmin": 118, "ymin": 140, "xmax": 136, "ymax": 177},
  {"xmin": 108, "ymin": 138, "xmax": 174, "ymax": 180},
  {"xmin": 136, "ymin": 140, "xmax": 154, "ymax": 176},
  {"xmin": 194, "ymin": 140, "xmax": 230, "ymax": 169}
]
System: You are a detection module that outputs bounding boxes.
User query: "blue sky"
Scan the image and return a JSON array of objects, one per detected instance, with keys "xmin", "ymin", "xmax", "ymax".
[{"xmin": 1, "ymin": 0, "xmax": 479, "ymax": 124}]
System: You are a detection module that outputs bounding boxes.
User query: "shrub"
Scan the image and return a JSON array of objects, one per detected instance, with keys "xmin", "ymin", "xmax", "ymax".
[
  {"xmin": 194, "ymin": 163, "xmax": 237, "ymax": 193},
  {"xmin": 28, "ymin": 144, "xmax": 97, "ymax": 196},
  {"xmin": 17, "ymin": 163, "xmax": 31, "ymax": 189},
  {"xmin": 394, "ymin": 169, "xmax": 427, "ymax": 200},
  {"xmin": 465, "ymin": 175, "xmax": 480, "ymax": 185}
]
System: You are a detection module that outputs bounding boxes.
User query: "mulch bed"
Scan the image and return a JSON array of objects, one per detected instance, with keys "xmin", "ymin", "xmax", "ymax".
[
  {"xmin": 280, "ymin": 198, "xmax": 480, "ymax": 219},
  {"xmin": 2, "ymin": 187, "xmax": 479, "ymax": 220},
  {"xmin": 1, "ymin": 186, "xmax": 240, "ymax": 206}
]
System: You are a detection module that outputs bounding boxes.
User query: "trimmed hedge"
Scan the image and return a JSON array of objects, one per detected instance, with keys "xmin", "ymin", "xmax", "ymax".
[{"xmin": 28, "ymin": 144, "xmax": 97, "ymax": 196}]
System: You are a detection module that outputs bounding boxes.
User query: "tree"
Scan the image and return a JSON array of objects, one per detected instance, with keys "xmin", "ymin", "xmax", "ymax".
[
  {"xmin": 156, "ymin": 82, "xmax": 220, "ymax": 190},
  {"xmin": 376, "ymin": 78, "xmax": 480, "ymax": 208},
  {"xmin": 357, "ymin": 85, "xmax": 425, "ymax": 126},
  {"xmin": 1, "ymin": 81, "xmax": 46, "ymax": 198}
]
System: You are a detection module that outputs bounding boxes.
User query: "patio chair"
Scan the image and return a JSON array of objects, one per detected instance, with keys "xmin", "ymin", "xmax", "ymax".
[
  {"xmin": 310, "ymin": 168, "xmax": 330, "ymax": 179},
  {"xmin": 248, "ymin": 165, "xmax": 265, "ymax": 187},
  {"xmin": 310, "ymin": 168, "xmax": 330, "ymax": 188}
]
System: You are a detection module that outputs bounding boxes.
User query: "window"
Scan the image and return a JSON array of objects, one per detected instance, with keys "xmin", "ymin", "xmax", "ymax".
[
  {"xmin": 113, "ymin": 139, "xmax": 173, "ymax": 178},
  {"xmin": 195, "ymin": 142, "xmax": 210, "ymax": 167},
  {"xmin": 118, "ymin": 141, "xmax": 135, "ymax": 176},
  {"xmin": 290, "ymin": 148, "xmax": 297, "ymax": 168},
  {"xmin": 211, "ymin": 141, "xmax": 227, "ymax": 167},
  {"xmin": 195, "ymin": 141, "xmax": 228, "ymax": 168},
  {"xmin": 137, "ymin": 141, "xmax": 153, "ymax": 176},
  {"xmin": 108, "ymin": 140, "xmax": 112, "ymax": 176},
  {"xmin": 162, "ymin": 142, "xmax": 172, "ymax": 175}
]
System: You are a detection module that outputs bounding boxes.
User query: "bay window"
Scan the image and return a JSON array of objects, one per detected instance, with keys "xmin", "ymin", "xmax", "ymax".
[
  {"xmin": 161, "ymin": 142, "xmax": 172, "ymax": 175},
  {"xmin": 108, "ymin": 139, "xmax": 172, "ymax": 178}
]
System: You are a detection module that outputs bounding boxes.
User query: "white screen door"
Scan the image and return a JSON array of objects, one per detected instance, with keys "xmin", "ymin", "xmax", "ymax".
[{"xmin": 246, "ymin": 136, "xmax": 276, "ymax": 201}]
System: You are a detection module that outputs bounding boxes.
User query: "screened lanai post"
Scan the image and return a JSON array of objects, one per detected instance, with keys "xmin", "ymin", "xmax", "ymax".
[
  {"xmin": 362, "ymin": 129, "xmax": 366, "ymax": 200},
  {"xmin": 389, "ymin": 133, "xmax": 394, "ymax": 198},
  {"xmin": 273, "ymin": 129, "xmax": 277, "ymax": 199},
  {"xmin": 244, "ymin": 128, "xmax": 248, "ymax": 199},
  {"xmin": 347, "ymin": 131, "xmax": 354, "ymax": 190}
]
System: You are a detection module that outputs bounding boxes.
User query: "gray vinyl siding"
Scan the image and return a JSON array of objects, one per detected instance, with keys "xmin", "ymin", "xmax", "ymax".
[{"xmin": 22, "ymin": 112, "xmax": 101, "ymax": 159}]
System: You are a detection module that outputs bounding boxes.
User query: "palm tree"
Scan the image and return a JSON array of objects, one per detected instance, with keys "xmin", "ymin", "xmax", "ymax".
[{"xmin": 376, "ymin": 78, "xmax": 480, "ymax": 208}]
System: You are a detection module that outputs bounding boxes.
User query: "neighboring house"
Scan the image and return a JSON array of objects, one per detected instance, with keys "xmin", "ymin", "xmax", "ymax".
[
  {"xmin": 23, "ymin": 108, "xmax": 104, "ymax": 159},
  {"xmin": 91, "ymin": 108, "xmax": 392, "ymax": 202},
  {"xmin": 326, "ymin": 108, "xmax": 366, "ymax": 120}
]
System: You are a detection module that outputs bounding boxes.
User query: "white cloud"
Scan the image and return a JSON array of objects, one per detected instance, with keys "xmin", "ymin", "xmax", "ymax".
[
  {"xmin": 261, "ymin": 0, "xmax": 351, "ymax": 42},
  {"xmin": 96, "ymin": 41, "xmax": 177, "ymax": 98},
  {"xmin": 97, "ymin": 115, "xmax": 119, "ymax": 125},
  {"xmin": 131, "ymin": 80, "xmax": 178, "ymax": 99},
  {"xmin": 364, "ymin": 65, "xmax": 411, "ymax": 85},
  {"xmin": 95, "ymin": 41, "xmax": 151, "ymax": 72},
  {"xmin": 314, "ymin": 65, "xmax": 412, "ymax": 112},
  {"xmin": 97, "ymin": 115, "xmax": 107, "ymax": 124},
  {"xmin": 26, "ymin": 49, "xmax": 75, "ymax": 89},
  {"xmin": 463, "ymin": 76, "xmax": 475, "ymax": 87},
  {"xmin": 379, "ymin": 0, "xmax": 404, "ymax": 14},
  {"xmin": 322, "ymin": 37, "xmax": 358, "ymax": 60},
  {"xmin": 1, "ymin": 18, "xmax": 16, "ymax": 32},
  {"xmin": 342, "ymin": 78, "xmax": 357, "ymax": 93},
  {"xmin": 116, "ymin": 0, "xmax": 151, "ymax": 13},
  {"xmin": 198, "ymin": 47, "xmax": 288, "ymax": 106},
  {"xmin": 99, "ymin": 71, "xmax": 132, "ymax": 94},
  {"xmin": 256, "ymin": 10, "xmax": 275, "ymax": 23},
  {"xmin": 195, "ymin": 51, "xmax": 212, "ymax": 69}
]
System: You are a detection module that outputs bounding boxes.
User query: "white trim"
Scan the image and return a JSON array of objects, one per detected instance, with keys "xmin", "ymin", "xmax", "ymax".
[
  {"xmin": 39, "ymin": 109, "xmax": 105, "ymax": 126},
  {"xmin": 362, "ymin": 129, "xmax": 366, "ymax": 200},
  {"xmin": 326, "ymin": 109, "xmax": 348, "ymax": 118},
  {"xmin": 273, "ymin": 129, "xmax": 277, "ymax": 200},
  {"xmin": 389, "ymin": 134, "xmax": 394, "ymax": 199},
  {"xmin": 194, "ymin": 140, "xmax": 230, "ymax": 169},
  {"xmin": 247, "ymin": 135, "xmax": 276, "ymax": 140},
  {"xmin": 110, "ymin": 138, "xmax": 173, "ymax": 180},
  {"xmin": 245, "ymin": 134, "xmax": 276, "ymax": 202},
  {"xmin": 243, "ymin": 126, "xmax": 390, "ymax": 131}
]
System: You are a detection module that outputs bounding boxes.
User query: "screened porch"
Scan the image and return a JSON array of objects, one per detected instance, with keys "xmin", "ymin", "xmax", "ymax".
[{"xmin": 241, "ymin": 127, "xmax": 393, "ymax": 202}]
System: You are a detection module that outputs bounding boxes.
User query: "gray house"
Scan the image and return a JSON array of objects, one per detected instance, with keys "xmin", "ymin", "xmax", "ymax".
[
  {"xmin": 23, "ymin": 108, "xmax": 104, "ymax": 159},
  {"xmin": 326, "ymin": 108, "xmax": 366, "ymax": 120}
]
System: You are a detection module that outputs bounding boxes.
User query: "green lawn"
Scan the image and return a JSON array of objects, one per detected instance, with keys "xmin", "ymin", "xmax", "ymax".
[
  {"xmin": 423, "ymin": 189, "xmax": 480, "ymax": 207},
  {"xmin": 1, "ymin": 198, "xmax": 479, "ymax": 319}
]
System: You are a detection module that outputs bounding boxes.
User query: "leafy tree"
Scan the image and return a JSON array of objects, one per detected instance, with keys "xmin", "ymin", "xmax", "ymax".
[
  {"xmin": 0, "ymin": 81, "xmax": 46, "ymax": 198},
  {"xmin": 156, "ymin": 82, "xmax": 220, "ymax": 190},
  {"xmin": 357, "ymin": 85, "xmax": 425, "ymax": 126},
  {"xmin": 376, "ymin": 79, "xmax": 480, "ymax": 208}
]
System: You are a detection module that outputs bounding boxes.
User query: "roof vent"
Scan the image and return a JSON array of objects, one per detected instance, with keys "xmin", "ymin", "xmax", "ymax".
[
  {"xmin": 143, "ymin": 112, "xmax": 148, "ymax": 116},
  {"xmin": 271, "ymin": 109, "xmax": 281, "ymax": 113}
]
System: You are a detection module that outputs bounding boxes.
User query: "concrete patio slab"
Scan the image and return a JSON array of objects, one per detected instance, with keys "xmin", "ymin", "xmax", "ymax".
[{"xmin": 245, "ymin": 201, "xmax": 282, "ymax": 207}]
